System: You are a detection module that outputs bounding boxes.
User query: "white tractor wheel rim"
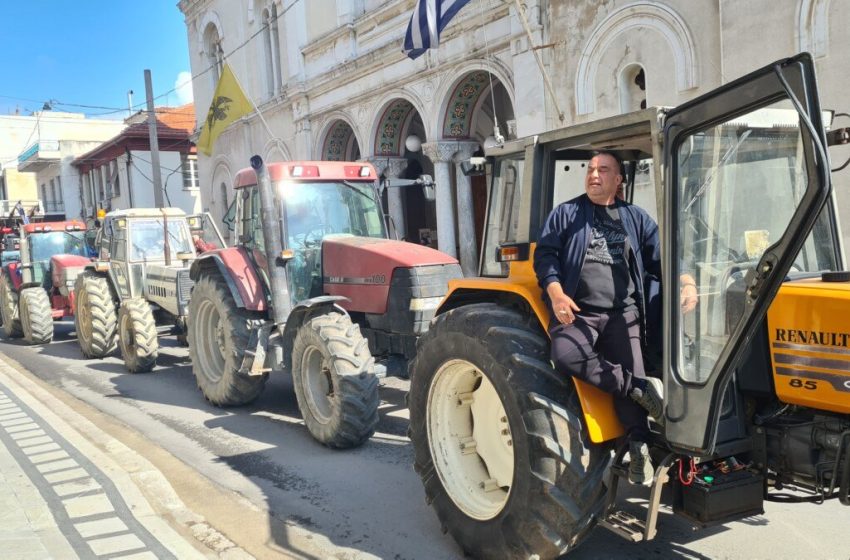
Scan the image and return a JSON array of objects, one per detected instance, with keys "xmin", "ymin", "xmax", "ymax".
[
  {"xmin": 427, "ymin": 359, "xmax": 513, "ymax": 520},
  {"xmin": 302, "ymin": 346, "xmax": 334, "ymax": 423}
]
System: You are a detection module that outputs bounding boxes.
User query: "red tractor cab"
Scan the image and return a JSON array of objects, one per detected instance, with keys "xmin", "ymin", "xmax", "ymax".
[
  {"xmin": 187, "ymin": 158, "xmax": 461, "ymax": 449},
  {"xmin": 0, "ymin": 221, "xmax": 90, "ymax": 344}
]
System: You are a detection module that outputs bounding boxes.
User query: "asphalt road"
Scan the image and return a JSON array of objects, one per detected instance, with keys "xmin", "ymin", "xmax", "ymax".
[{"xmin": 0, "ymin": 320, "xmax": 847, "ymax": 560}]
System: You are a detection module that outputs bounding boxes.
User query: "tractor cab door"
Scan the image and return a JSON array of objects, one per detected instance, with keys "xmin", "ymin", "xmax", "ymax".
[{"xmin": 662, "ymin": 53, "xmax": 837, "ymax": 455}]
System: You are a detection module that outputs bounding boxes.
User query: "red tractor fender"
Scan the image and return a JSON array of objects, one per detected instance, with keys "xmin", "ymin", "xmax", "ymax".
[
  {"xmin": 190, "ymin": 247, "xmax": 268, "ymax": 311},
  {"xmin": 4, "ymin": 262, "xmax": 22, "ymax": 292},
  {"xmin": 50, "ymin": 255, "xmax": 91, "ymax": 288}
]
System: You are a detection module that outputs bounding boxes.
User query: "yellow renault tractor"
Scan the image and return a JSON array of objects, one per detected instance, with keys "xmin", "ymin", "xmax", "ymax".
[{"xmin": 407, "ymin": 53, "xmax": 849, "ymax": 558}]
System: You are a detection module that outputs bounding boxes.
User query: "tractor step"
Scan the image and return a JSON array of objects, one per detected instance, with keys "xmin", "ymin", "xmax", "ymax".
[
  {"xmin": 598, "ymin": 510, "xmax": 645, "ymax": 542},
  {"xmin": 599, "ymin": 445, "xmax": 676, "ymax": 543}
]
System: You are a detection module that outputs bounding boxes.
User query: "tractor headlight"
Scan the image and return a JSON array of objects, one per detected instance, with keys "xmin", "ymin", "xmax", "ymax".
[{"xmin": 409, "ymin": 296, "xmax": 443, "ymax": 312}]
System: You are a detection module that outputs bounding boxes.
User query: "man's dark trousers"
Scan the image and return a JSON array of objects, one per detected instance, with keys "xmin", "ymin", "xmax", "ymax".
[{"xmin": 549, "ymin": 307, "xmax": 649, "ymax": 439}]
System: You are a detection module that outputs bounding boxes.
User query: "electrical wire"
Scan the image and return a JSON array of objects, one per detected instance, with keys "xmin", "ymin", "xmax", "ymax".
[{"xmin": 17, "ymin": 5, "xmax": 288, "ymax": 119}]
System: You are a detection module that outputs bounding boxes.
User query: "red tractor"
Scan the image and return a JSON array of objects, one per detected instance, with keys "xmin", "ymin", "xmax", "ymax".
[
  {"xmin": 187, "ymin": 158, "xmax": 461, "ymax": 448},
  {"xmin": 0, "ymin": 221, "xmax": 90, "ymax": 344}
]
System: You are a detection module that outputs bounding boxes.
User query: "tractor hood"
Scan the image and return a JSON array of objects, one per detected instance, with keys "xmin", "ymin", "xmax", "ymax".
[{"xmin": 322, "ymin": 236, "xmax": 460, "ymax": 315}]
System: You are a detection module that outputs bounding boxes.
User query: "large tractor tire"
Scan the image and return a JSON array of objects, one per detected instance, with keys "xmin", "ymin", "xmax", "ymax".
[
  {"xmin": 0, "ymin": 275, "xmax": 22, "ymax": 338},
  {"xmin": 291, "ymin": 311, "xmax": 379, "ymax": 449},
  {"xmin": 118, "ymin": 298, "xmax": 159, "ymax": 373},
  {"xmin": 187, "ymin": 274, "xmax": 267, "ymax": 406},
  {"xmin": 20, "ymin": 288, "xmax": 54, "ymax": 345},
  {"xmin": 408, "ymin": 303, "xmax": 613, "ymax": 559},
  {"xmin": 74, "ymin": 272, "xmax": 117, "ymax": 358}
]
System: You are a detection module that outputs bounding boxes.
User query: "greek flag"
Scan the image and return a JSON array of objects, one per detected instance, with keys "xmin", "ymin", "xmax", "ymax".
[{"xmin": 403, "ymin": 0, "xmax": 472, "ymax": 59}]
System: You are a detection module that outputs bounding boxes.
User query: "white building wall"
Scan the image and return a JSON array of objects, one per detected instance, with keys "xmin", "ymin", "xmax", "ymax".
[
  {"xmin": 179, "ymin": 0, "xmax": 850, "ymax": 251},
  {"xmin": 124, "ymin": 150, "xmax": 202, "ymax": 214}
]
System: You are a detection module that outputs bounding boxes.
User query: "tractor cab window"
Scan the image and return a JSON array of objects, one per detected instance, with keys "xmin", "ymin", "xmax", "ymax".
[
  {"xmin": 482, "ymin": 154, "xmax": 526, "ymax": 277},
  {"xmin": 127, "ymin": 218, "xmax": 193, "ymax": 262},
  {"xmin": 675, "ymin": 102, "xmax": 838, "ymax": 384},
  {"xmin": 280, "ymin": 180, "xmax": 386, "ymax": 250},
  {"xmin": 29, "ymin": 230, "xmax": 86, "ymax": 262},
  {"xmin": 244, "ymin": 188, "xmax": 265, "ymax": 251}
]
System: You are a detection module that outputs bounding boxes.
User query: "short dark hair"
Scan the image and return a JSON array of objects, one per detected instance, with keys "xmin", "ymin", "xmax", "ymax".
[{"xmin": 591, "ymin": 150, "xmax": 625, "ymax": 178}]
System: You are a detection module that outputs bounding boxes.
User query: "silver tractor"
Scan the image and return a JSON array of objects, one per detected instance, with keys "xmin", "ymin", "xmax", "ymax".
[{"xmin": 74, "ymin": 208, "xmax": 223, "ymax": 372}]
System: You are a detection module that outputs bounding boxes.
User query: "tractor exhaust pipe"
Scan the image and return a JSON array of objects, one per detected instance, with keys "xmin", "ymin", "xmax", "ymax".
[{"xmin": 251, "ymin": 155, "xmax": 291, "ymax": 327}]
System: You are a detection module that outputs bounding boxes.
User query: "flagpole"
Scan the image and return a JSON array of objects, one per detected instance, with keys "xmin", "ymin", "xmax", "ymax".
[
  {"xmin": 226, "ymin": 64, "xmax": 288, "ymax": 155},
  {"xmin": 513, "ymin": 0, "xmax": 565, "ymax": 124}
]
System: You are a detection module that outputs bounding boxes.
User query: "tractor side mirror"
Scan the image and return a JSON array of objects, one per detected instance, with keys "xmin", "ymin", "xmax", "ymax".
[
  {"xmin": 460, "ymin": 156, "xmax": 487, "ymax": 177},
  {"xmin": 419, "ymin": 175, "xmax": 436, "ymax": 202}
]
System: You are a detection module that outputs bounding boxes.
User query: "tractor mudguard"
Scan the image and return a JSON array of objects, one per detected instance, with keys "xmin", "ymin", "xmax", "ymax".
[
  {"xmin": 190, "ymin": 247, "xmax": 267, "ymax": 311},
  {"xmin": 4, "ymin": 262, "xmax": 22, "ymax": 291},
  {"xmin": 280, "ymin": 295, "xmax": 350, "ymax": 361},
  {"xmin": 437, "ymin": 258, "xmax": 625, "ymax": 444}
]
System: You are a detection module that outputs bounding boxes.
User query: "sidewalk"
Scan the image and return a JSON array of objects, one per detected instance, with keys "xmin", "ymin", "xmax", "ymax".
[{"xmin": 0, "ymin": 354, "xmax": 253, "ymax": 560}]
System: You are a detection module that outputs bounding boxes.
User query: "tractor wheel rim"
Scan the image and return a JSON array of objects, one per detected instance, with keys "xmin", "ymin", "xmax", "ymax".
[
  {"xmin": 76, "ymin": 292, "xmax": 90, "ymax": 345},
  {"xmin": 302, "ymin": 345, "xmax": 334, "ymax": 423},
  {"xmin": 427, "ymin": 359, "xmax": 513, "ymax": 521},
  {"xmin": 20, "ymin": 298, "xmax": 29, "ymax": 333},
  {"xmin": 120, "ymin": 313, "xmax": 135, "ymax": 354},
  {"xmin": 195, "ymin": 298, "xmax": 224, "ymax": 383}
]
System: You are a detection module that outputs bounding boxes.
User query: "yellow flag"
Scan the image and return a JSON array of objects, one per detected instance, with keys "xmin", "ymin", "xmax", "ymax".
[{"xmin": 196, "ymin": 64, "xmax": 253, "ymax": 156}]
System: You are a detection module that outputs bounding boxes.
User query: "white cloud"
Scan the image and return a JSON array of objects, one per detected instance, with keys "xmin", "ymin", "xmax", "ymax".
[{"xmin": 174, "ymin": 71, "xmax": 194, "ymax": 105}]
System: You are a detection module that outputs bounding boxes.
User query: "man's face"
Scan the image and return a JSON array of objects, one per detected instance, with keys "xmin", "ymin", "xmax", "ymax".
[{"xmin": 585, "ymin": 154, "xmax": 622, "ymax": 205}]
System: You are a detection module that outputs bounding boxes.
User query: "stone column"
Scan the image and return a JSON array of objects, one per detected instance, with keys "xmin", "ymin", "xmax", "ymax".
[
  {"xmin": 453, "ymin": 141, "xmax": 481, "ymax": 276},
  {"xmin": 422, "ymin": 142, "xmax": 458, "ymax": 258},
  {"xmin": 368, "ymin": 156, "xmax": 408, "ymax": 241}
]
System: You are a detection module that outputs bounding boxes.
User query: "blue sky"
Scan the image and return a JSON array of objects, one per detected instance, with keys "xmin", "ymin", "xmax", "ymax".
[{"xmin": 0, "ymin": 1, "xmax": 192, "ymax": 118}]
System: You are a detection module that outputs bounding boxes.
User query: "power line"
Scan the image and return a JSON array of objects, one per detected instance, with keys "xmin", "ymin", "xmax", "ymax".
[{"xmin": 6, "ymin": 6, "xmax": 287, "ymax": 119}]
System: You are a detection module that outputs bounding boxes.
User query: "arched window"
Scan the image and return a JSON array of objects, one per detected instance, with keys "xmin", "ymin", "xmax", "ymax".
[
  {"xmin": 203, "ymin": 24, "xmax": 224, "ymax": 87},
  {"xmin": 270, "ymin": 5, "xmax": 282, "ymax": 91},
  {"xmin": 261, "ymin": 5, "xmax": 283, "ymax": 97},
  {"xmin": 261, "ymin": 8, "xmax": 274, "ymax": 97},
  {"xmin": 619, "ymin": 64, "xmax": 647, "ymax": 113},
  {"xmin": 220, "ymin": 182, "xmax": 229, "ymax": 219}
]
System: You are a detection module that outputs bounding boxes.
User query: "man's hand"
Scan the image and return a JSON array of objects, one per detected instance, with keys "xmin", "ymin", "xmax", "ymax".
[
  {"xmin": 546, "ymin": 282, "xmax": 581, "ymax": 325},
  {"xmin": 680, "ymin": 274, "xmax": 698, "ymax": 313}
]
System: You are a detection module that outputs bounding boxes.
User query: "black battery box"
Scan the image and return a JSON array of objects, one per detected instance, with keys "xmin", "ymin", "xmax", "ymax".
[{"xmin": 673, "ymin": 469, "xmax": 764, "ymax": 526}]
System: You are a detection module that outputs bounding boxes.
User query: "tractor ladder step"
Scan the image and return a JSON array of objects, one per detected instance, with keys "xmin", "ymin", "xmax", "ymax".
[{"xmin": 599, "ymin": 447, "xmax": 676, "ymax": 543}]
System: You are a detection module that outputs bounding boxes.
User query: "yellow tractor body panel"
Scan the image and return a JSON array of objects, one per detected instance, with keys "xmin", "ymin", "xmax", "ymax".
[
  {"xmin": 442, "ymin": 249, "xmax": 625, "ymax": 443},
  {"xmin": 767, "ymin": 279, "xmax": 850, "ymax": 414}
]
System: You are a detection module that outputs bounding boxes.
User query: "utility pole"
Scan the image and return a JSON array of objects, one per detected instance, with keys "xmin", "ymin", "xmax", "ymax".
[{"xmin": 144, "ymin": 69, "xmax": 164, "ymax": 207}]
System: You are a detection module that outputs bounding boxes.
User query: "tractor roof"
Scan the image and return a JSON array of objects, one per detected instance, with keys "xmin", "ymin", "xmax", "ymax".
[
  {"xmin": 106, "ymin": 208, "xmax": 188, "ymax": 219},
  {"xmin": 22, "ymin": 221, "xmax": 86, "ymax": 234},
  {"xmin": 234, "ymin": 161, "xmax": 378, "ymax": 189}
]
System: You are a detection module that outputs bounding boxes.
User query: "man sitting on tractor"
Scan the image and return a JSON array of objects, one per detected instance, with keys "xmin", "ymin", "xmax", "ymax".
[{"xmin": 534, "ymin": 151, "xmax": 698, "ymax": 485}]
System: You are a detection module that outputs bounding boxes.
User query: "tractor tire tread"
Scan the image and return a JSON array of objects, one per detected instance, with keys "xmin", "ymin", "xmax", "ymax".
[
  {"xmin": 408, "ymin": 302, "xmax": 612, "ymax": 560},
  {"xmin": 20, "ymin": 288, "xmax": 53, "ymax": 345},
  {"xmin": 119, "ymin": 298, "xmax": 158, "ymax": 373}
]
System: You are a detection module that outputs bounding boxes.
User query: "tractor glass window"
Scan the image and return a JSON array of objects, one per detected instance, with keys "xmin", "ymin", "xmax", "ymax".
[
  {"xmin": 482, "ymin": 154, "xmax": 526, "ymax": 277},
  {"xmin": 280, "ymin": 180, "xmax": 386, "ymax": 249},
  {"xmin": 29, "ymin": 231, "xmax": 86, "ymax": 262},
  {"xmin": 112, "ymin": 223, "xmax": 126, "ymax": 261},
  {"xmin": 128, "ymin": 219, "xmax": 193, "ymax": 262},
  {"xmin": 674, "ymin": 103, "xmax": 837, "ymax": 384},
  {"xmin": 249, "ymin": 188, "xmax": 265, "ymax": 251}
]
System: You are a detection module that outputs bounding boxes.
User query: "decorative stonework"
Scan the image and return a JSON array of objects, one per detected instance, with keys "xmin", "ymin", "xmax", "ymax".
[
  {"xmin": 422, "ymin": 142, "xmax": 461, "ymax": 163},
  {"xmin": 374, "ymin": 99, "xmax": 416, "ymax": 156},
  {"xmin": 798, "ymin": 0, "xmax": 830, "ymax": 58},
  {"xmin": 442, "ymin": 71, "xmax": 491, "ymax": 138},
  {"xmin": 322, "ymin": 120, "xmax": 358, "ymax": 161},
  {"xmin": 575, "ymin": 1, "xmax": 698, "ymax": 115}
]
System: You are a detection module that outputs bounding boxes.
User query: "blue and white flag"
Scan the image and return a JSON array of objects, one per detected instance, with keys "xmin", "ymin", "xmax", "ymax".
[{"xmin": 403, "ymin": 0, "xmax": 472, "ymax": 59}]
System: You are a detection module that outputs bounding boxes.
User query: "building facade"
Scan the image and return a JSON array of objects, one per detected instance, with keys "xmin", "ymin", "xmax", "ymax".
[
  {"xmin": 73, "ymin": 104, "xmax": 202, "ymax": 218},
  {"xmin": 2, "ymin": 111, "xmax": 126, "ymax": 221},
  {"xmin": 178, "ymin": 0, "xmax": 850, "ymax": 271}
]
